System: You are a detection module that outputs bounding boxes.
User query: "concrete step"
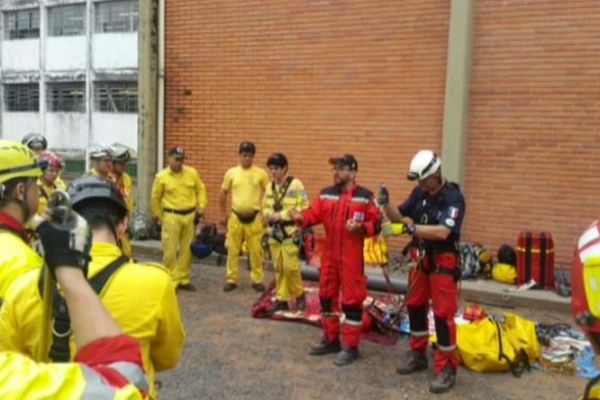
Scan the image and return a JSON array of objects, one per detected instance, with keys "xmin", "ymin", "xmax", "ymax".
[{"xmin": 132, "ymin": 240, "xmax": 571, "ymax": 314}]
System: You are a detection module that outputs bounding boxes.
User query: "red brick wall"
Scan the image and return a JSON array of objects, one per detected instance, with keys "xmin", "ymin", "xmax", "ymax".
[
  {"xmin": 466, "ymin": 1, "xmax": 600, "ymax": 266},
  {"xmin": 165, "ymin": 1, "xmax": 450, "ymax": 231}
]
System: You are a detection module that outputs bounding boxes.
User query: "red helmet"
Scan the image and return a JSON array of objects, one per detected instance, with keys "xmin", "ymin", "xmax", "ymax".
[
  {"xmin": 39, "ymin": 150, "xmax": 64, "ymax": 170},
  {"xmin": 463, "ymin": 304, "xmax": 486, "ymax": 322}
]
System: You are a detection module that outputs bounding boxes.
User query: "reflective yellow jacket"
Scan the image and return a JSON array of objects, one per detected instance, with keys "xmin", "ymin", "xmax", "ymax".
[
  {"xmin": 111, "ymin": 172, "xmax": 134, "ymax": 213},
  {"xmin": 0, "ymin": 226, "xmax": 43, "ymax": 303},
  {"xmin": 0, "ymin": 336, "xmax": 147, "ymax": 400},
  {"xmin": 150, "ymin": 165, "xmax": 207, "ymax": 219},
  {"xmin": 37, "ymin": 177, "xmax": 67, "ymax": 216},
  {"xmin": 0, "ymin": 242, "xmax": 185, "ymax": 399},
  {"xmin": 262, "ymin": 177, "xmax": 308, "ymax": 237}
]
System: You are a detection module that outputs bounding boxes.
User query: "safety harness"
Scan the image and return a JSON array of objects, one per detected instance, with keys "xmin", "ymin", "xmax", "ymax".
[
  {"xmin": 269, "ymin": 176, "xmax": 295, "ymax": 242},
  {"xmin": 37, "ymin": 254, "xmax": 129, "ymax": 362}
]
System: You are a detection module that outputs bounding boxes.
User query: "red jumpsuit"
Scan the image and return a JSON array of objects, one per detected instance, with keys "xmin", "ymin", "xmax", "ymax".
[{"xmin": 301, "ymin": 184, "xmax": 380, "ymax": 348}]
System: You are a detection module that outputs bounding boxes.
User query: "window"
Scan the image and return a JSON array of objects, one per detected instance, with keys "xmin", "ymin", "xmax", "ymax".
[
  {"xmin": 47, "ymin": 82, "xmax": 85, "ymax": 112},
  {"xmin": 48, "ymin": 4, "xmax": 85, "ymax": 36},
  {"xmin": 4, "ymin": 83, "xmax": 39, "ymax": 112},
  {"xmin": 4, "ymin": 9, "xmax": 40, "ymax": 39},
  {"xmin": 95, "ymin": 0, "xmax": 138, "ymax": 33},
  {"xmin": 95, "ymin": 81, "xmax": 137, "ymax": 113}
]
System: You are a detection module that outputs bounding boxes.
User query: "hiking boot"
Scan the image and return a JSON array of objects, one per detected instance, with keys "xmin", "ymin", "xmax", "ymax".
[
  {"xmin": 296, "ymin": 293, "xmax": 306, "ymax": 311},
  {"xmin": 177, "ymin": 283, "xmax": 196, "ymax": 292},
  {"xmin": 308, "ymin": 339, "xmax": 341, "ymax": 356},
  {"xmin": 223, "ymin": 282, "xmax": 237, "ymax": 292},
  {"xmin": 429, "ymin": 365, "xmax": 456, "ymax": 394},
  {"xmin": 396, "ymin": 350, "xmax": 428, "ymax": 375},
  {"xmin": 266, "ymin": 300, "xmax": 289, "ymax": 315},
  {"xmin": 252, "ymin": 283, "xmax": 265, "ymax": 292},
  {"xmin": 334, "ymin": 347, "xmax": 359, "ymax": 366}
]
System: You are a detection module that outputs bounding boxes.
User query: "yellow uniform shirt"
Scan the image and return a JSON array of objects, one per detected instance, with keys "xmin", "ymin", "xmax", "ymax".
[
  {"xmin": 0, "ymin": 230, "xmax": 43, "ymax": 302},
  {"xmin": 262, "ymin": 177, "xmax": 308, "ymax": 236},
  {"xmin": 0, "ymin": 242, "xmax": 185, "ymax": 399},
  {"xmin": 222, "ymin": 165, "xmax": 269, "ymax": 214},
  {"xmin": 150, "ymin": 165, "xmax": 207, "ymax": 219},
  {"xmin": 37, "ymin": 177, "xmax": 67, "ymax": 216},
  {"xmin": 111, "ymin": 172, "xmax": 134, "ymax": 213}
]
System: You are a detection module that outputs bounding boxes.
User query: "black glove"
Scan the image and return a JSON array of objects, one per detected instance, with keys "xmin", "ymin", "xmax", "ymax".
[
  {"xmin": 36, "ymin": 213, "xmax": 92, "ymax": 276},
  {"xmin": 377, "ymin": 185, "xmax": 390, "ymax": 206}
]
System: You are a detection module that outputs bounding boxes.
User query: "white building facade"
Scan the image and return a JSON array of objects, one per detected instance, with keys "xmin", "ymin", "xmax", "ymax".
[{"xmin": 0, "ymin": 0, "xmax": 138, "ymax": 162}]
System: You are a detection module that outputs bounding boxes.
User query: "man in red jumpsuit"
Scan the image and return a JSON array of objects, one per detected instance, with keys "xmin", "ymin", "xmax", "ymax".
[{"xmin": 290, "ymin": 154, "xmax": 380, "ymax": 366}]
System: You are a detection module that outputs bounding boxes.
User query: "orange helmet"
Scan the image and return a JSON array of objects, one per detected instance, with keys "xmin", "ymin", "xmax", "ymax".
[{"xmin": 463, "ymin": 304, "xmax": 486, "ymax": 322}]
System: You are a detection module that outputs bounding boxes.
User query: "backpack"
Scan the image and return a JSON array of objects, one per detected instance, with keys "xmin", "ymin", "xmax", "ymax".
[
  {"xmin": 129, "ymin": 212, "xmax": 150, "ymax": 240},
  {"xmin": 459, "ymin": 242, "xmax": 493, "ymax": 280}
]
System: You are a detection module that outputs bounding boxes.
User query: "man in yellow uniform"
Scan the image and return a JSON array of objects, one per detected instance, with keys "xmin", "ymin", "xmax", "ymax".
[
  {"xmin": 220, "ymin": 141, "xmax": 269, "ymax": 292},
  {"xmin": 109, "ymin": 143, "xmax": 136, "ymax": 257},
  {"xmin": 151, "ymin": 146, "xmax": 207, "ymax": 291},
  {"xmin": 1, "ymin": 212, "xmax": 148, "ymax": 400},
  {"xmin": 262, "ymin": 153, "xmax": 308, "ymax": 312},
  {"xmin": 21, "ymin": 133, "xmax": 67, "ymax": 194},
  {"xmin": 36, "ymin": 150, "xmax": 67, "ymax": 216},
  {"xmin": 0, "ymin": 176, "xmax": 185, "ymax": 399},
  {"xmin": 0, "ymin": 140, "xmax": 45, "ymax": 303},
  {"xmin": 85, "ymin": 143, "xmax": 114, "ymax": 179}
]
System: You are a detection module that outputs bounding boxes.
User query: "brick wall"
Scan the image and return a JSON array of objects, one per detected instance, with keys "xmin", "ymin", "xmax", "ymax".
[
  {"xmin": 166, "ymin": 0, "xmax": 598, "ymax": 267},
  {"xmin": 466, "ymin": 0, "xmax": 600, "ymax": 266},
  {"xmin": 165, "ymin": 0, "xmax": 450, "ymax": 233}
]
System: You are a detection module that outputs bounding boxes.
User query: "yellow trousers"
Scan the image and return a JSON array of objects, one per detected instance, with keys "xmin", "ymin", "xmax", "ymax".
[
  {"xmin": 161, "ymin": 212, "xmax": 195, "ymax": 286},
  {"xmin": 269, "ymin": 238, "xmax": 303, "ymax": 301},
  {"xmin": 226, "ymin": 214, "xmax": 264, "ymax": 284}
]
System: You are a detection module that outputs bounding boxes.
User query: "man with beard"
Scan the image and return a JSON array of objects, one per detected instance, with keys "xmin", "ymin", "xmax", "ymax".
[{"xmin": 289, "ymin": 154, "xmax": 380, "ymax": 366}]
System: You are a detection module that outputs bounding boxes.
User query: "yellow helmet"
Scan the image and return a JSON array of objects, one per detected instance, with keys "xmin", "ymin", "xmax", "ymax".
[{"xmin": 0, "ymin": 140, "xmax": 43, "ymax": 184}]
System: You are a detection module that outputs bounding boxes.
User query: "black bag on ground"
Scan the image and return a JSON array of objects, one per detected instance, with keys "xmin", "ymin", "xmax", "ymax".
[{"xmin": 497, "ymin": 244, "xmax": 517, "ymax": 266}]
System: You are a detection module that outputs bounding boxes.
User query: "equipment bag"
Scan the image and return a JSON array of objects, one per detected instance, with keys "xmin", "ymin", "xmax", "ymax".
[
  {"xmin": 492, "ymin": 263, "xmax": 517, "ymax": 284},
  {"xmin": 457, "ymin": 313, "xmax": 540, "ymax": 376},
  {"xmin": 459, "ymin": 242, "xmax": 493, "ymax": 280},
  {"xmin": 516, "ymin": 231, "xmax": 554, "ymax": 289},
  {"xmin": 363, "ymin": 235, "xmax": 389, "ymax": 266}
]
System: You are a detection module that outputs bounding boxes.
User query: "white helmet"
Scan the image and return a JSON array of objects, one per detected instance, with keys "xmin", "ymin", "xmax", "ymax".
[
  {"xmin": 88, "ymin": 143, "xmax": 113, "ymax": 160},
  {"xmin": 407, "ymin": 150, "xmax": 441, "ymax": 181}
]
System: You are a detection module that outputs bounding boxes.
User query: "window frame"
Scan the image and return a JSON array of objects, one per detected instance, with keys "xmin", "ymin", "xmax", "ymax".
[
  {"xmin": 3, "ymin": 8, "xmax": 40, "ymax": 40},
  {"xmin": 94, "ymin": 0, "xmax": 138, "ymax": 34},
  {"xmin": 47, "ymin": 82, "xmax": 86, "ymax": 113},
  {"xmin": 94, "ymin": 81, "xmax": 138, "ymax": 113},
  {"xmin": 4, "ymin": 83, "xmax": 40, "ymax": 112},
  {"xmin": 47, "ymin": 4, "xmax": 86, "ymax": 37}
]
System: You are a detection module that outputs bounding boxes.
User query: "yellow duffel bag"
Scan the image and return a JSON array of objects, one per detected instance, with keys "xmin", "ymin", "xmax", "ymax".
[
  {"xmin": 363, "ymin": 235, "xmax": 389, "ymax": 266},
  {"xmin": 492, "ymin": 263, "xmax": 517, "ymax": 284},
  {"xmin": 457, "ymin": 313, "xmax": 540, "ymax": 376}
]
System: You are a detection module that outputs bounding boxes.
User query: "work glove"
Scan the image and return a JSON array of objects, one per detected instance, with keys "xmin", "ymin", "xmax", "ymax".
[
  {"xmin": 381, "ymin": 222, "xmax": 413, "ymax": 237},
  {"xmin": 36, "ymin": 212, "xmax": 92, "ymax": 277},
  {"xmin": 376, "ymin": 185, "xmax": 389, "ymax": 206}
]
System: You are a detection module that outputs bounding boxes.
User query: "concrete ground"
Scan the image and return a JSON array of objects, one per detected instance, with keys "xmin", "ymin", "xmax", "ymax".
[{"xmin": 145, "ymin": 257, "xmax": 587, "ymax": 400}]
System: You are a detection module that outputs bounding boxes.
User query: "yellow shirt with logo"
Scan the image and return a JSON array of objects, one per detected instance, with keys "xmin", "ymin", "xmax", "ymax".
[
  {"xmin": 222, "ymin": 165, "xmax": 269, "ymax": 214},
  {"xmin": 0, "ymin": 242, "xmax": 185, "ymax": 399},
  {"xmin": 150, "ymin": 165, "xmax": 207, "ymax": 218}
]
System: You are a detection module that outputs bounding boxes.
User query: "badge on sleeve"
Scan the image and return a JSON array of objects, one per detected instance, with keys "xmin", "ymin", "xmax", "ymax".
[
  {"xmin": 353, "ymin": 211, "xmax": 365, "ymax": 222},
  {"xmin": 449, "ymin": 207, "xmax": 460, "ymax": 219}
]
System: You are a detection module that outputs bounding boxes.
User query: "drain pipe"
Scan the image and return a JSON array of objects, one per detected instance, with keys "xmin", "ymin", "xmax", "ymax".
[{"xmin": 157, "ymin": 0, "xmax": 165, "ymax": 169}]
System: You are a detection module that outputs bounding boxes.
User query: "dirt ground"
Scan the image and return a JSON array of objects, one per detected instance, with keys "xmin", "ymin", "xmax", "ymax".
[{"xmin": 151, "ymin": 260, "xmax": 587, "ymax": 400}]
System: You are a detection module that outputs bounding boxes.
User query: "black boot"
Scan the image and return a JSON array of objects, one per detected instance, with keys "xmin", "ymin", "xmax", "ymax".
[
  {"xmin": 266, "ymin": 300, "xmax": 289, "ymax": 316},
  {"xmin": 334, "ymin": 347, "xmax": 359, "ymax": 366},
  {"xmin": 308, "ymin": 339, "xmax": 341, "ymax": 356},
  {"xmin": 396, "ymin": 350, "xmax": 428, "ymax": 375},
  {"xmin": 429, "ymin": 365, "xmax": 456, "ymax": 394}
]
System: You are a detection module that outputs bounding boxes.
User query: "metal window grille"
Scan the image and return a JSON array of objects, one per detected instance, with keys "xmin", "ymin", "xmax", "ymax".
[
  {"xmin": 95, "ymin": 81, "xmax": 137, "ymax": 113},
  {"xmin": 4, "ymin": 83, "xmax": 39, "ymax": 112},
  {"xmin": 48, "ymin": 4, "xmax": 85, "ymax": 37},
  {"xmin": 47, "ymin": 82, "xmax": 85, "ymax": 112},
  {"xmin": 95, "ymin": 0, "xmax": 138, "ymax": 33},
  {"xmin": 4, "ymin": 9, "xmax": 40, "ymax": 40}
]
